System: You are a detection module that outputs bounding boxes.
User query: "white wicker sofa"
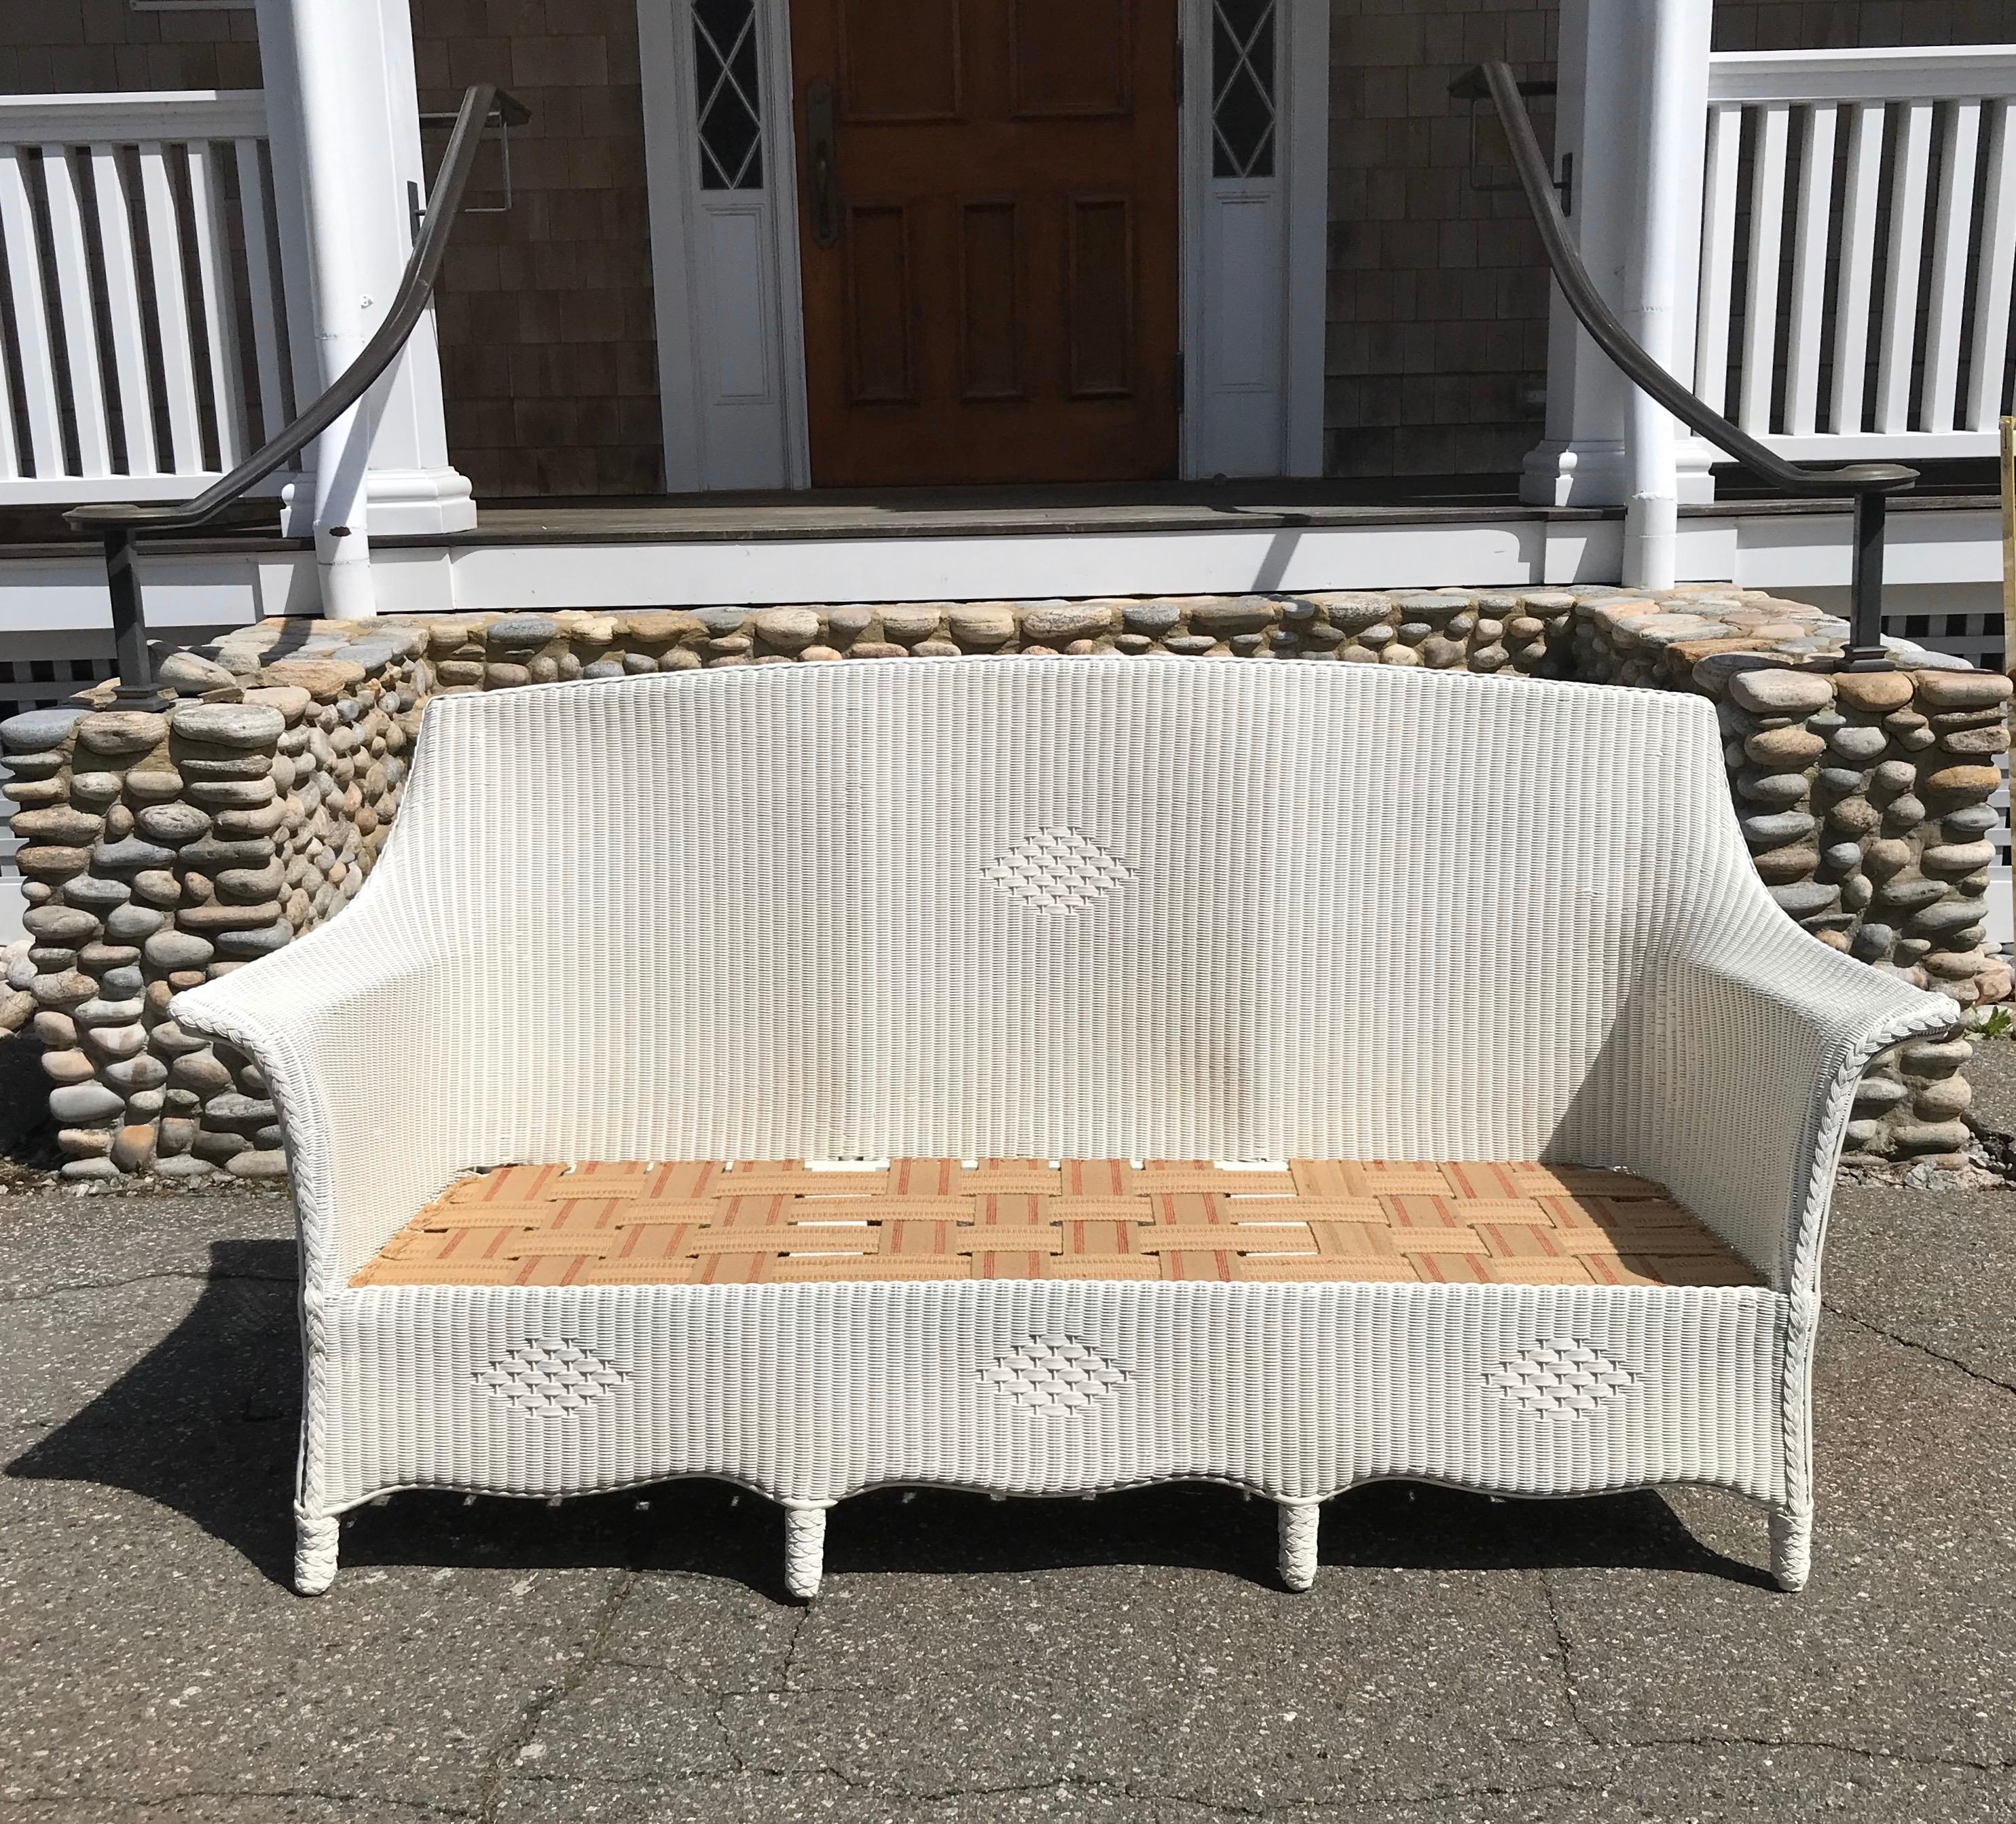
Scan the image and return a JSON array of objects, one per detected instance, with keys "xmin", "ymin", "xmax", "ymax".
[{"xmin": 172, "ymin": 657, "xmax": 1957, "ymax": 1599}]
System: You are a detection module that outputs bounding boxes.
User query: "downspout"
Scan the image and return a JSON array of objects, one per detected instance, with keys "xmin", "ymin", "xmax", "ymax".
[{"xmin": 1623, "ymin": 5, "xmax": 1699, "ymax": 592}]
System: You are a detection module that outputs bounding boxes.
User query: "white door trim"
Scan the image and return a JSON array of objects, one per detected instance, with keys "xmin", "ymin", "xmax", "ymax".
[
  {"xmin": 1181, "ymin": 0, "xmax": 1329, "ymax": 479},
  {"xmin": 637, "ymin": 0, "xmax": 809, "ymax": 491},
  {"xmin": 638, "ymin": 0, "xmax": 1327, "ymax": 489},
  {"xmin": 1279, "ymin": 0, "xmax": 1330, "ymax": 477}
]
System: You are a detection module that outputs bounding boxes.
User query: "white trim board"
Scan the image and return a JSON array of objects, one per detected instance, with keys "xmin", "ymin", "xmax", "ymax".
[
  {"xmin": 637, "ymin": 0, "xmax": 1327, "ymax": 490},
  {"xmin": 637, "ymin": 0, "xmax": 809, "ymax": 491},
  {"xmin": 5, "ymin": 503, "xmax": 2000, "ymax": 625}
]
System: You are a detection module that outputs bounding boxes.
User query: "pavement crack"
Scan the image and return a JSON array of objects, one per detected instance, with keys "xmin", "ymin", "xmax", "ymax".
[
  {"xmin": 1822, "ymin": 1300, "xmax": 2016, "ymax": 1398},
  {"xmin": 475, "ymin": 1565, "xmax": 638, "ymax": 1823},
  {"xmin": 777, "ymin": 1602, "xmax": 810, "ymax": 1692},
  {"xmin": 1535, "ymin": 1568, "xmax": 1603, "ymax": 1747},
  {"xmin": 1619, "ymin": 1731, "xmax": 2014, "ymax": 1774},
  {"xmin": 0, "ymin": 1791, "xmax": 469, "ymax": 1817},
  {"xmin": 0, "ymin": 1269, "xmax": 294, "ymax": 1309}
]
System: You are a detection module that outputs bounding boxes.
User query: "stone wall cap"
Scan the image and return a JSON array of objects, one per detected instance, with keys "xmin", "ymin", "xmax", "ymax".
[
  {"xmin": 1727, "ymin": 668, "xmax": 1837, "ymax": 714},
  {"xmin": 242, "ymin": 685, "xmax": 313, "ymax": 723},
  {"xmin": 1833, "ymin": 670, "xmax": 1918, "ymax": 711},
  {"xmin": 169, "ymin": 702, "xmax": 287, "ymax": 748},
  {"xmin": 1, "ymin": 706, "xmax": 88, "ymax": 752},
  {"xmin": 156, "ymin": 651, "xmax": 238, "ymax": 694},
  {"xmin": 753, "ymin": 606, "xmax": 821, "ymax": 650},
  {"xmin": 75, "ymin": 710, "xmax": 169, "ymax": 756},
  {"xmin": 329, "ymin": 636, "xmax": 414, "ymax": 670},
  {"xmin": 1913, "ymin": 669, "xmax": 2012, "ymax": 708},
  {"xmin": 259, "ymin": 658, "xmax": 367, "ymax": 699},
  {"xmin": 481, "ymin": 614, "xmax": 560, "ymax": 647},
  {"xmin": 620, "ymin": 610, "xmax": 705, "ymax": 640}
]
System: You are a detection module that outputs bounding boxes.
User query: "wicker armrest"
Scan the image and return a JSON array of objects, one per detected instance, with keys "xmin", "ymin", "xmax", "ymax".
[
  {"xmin": 170, "ymin": 907, "xmax": 472, "ymax": 1292},
  {"xmin": 1627, "ymin": 902, "xmax": 1960, "ymax": 1291}
]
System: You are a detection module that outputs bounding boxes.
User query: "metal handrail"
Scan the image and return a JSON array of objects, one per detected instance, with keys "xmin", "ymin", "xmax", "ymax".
[
  {"xmin": 65, "ymin": 84, "xmax": 518, "ymax": 690},
  {"xmin": 1453, "ymin": 60, "xmax": 1915, "ymax": 669}
]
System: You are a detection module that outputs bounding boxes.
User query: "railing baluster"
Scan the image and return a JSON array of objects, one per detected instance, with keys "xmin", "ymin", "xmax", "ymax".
[
  {"xmin": 1966, "ymin": 98, "xmax": 2016, "ymax": 433},
  {"xmin": 138, "ymin": 139, "xmax": 204, "ymax": 474},
  {"xmin": 187, "ymin": 138, "xmax": 248, "ymax": 467},
  {"xmin": 39, "ymin": 143, "xmax": 111, "ymax": 477},
  {"xmin": 1785, "ymin": 102, "xmax": 1836, "ymax": 437},
  {"xmin": 66, "ymin": 85, "xmax": 513, "ymax": 691},
  {"xmin": 1694, "ymin": 101, "xmax": 1742, "ymax": 414},
  {"xmin": 90, "ymin": 143, "xmax": 158, "ymax": 476},
  {"xmin": 0, "ymin": 290, "xmax": 17, "ymax": 477},
  {"xmin": 1921, "ymin": 98, "xmax": 1981, "ymax": 435},
  {"xmin": 234, "ymin": 135, "xmax": 288, "ymax": 443},
  {"xmin": 1876, "ymin": 98, "xmax": 1934, "ymax": 437},
  {"xmin": 1454, "ymin": 60, "xmax": 1913, "ymax": 674},
  {"xmin": 1740, "ymin": 101, "xmax": 1791, "ymax": 435},
  {"xmin": 0, "ymin": 145, "xmax": 68, "ymax": 476},
  {"xmin": 1830, "ymin": 101, "xmax": 1886, "ymax": 437}
]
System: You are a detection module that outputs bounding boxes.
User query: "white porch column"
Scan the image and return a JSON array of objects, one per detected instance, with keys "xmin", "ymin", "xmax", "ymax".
[
  {"xmin": 255, "ymin": 0, "xmax": 475, "ymax": 620},
  {"xmin": 1520, "ymin": 0, "xmax": 1717, "ymax": 566}
]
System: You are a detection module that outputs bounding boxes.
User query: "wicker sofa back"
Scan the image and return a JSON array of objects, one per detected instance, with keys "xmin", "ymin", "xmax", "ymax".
[{"xmin": 173, "ymin": 659, "xmax": 1958, "ymax": 1599}]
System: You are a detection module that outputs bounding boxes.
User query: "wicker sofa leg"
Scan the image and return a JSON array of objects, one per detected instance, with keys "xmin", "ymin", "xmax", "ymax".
[
  {"xmin": 295, "ymin": 1507, "xmax": 340, "ymax": 1596},
  {"xmin": 783, "ymin": 1503, "xmax": 831, "ymax": 1601},
  {"xmin": 1277, "ymin": 1499, "xmax": 1321, "ymax": 1592},
  {"xmin": 1769, "ymin": 1506, "xmax": 1812, "ymax": 1593}
]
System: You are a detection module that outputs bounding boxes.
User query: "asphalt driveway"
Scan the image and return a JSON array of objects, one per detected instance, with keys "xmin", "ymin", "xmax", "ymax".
[{"xmin": 1, "ymin": 1153, "xmax": 2012, "ymax": 1823}]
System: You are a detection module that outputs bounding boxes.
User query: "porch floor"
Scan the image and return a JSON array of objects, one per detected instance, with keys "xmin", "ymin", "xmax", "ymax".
[
  {"xmin": 0, "ymin": 464, "xmax": 2000, "ymax": 558},
  {"xmin": 384, "ymin": 463, "xmax": 2004, "ymax": 551}
]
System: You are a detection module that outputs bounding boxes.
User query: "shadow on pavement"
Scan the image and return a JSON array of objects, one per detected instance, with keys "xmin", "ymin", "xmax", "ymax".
[{"xmin": 7, "ymin": 1238, "xmax": 1773, "ymax": 1597}]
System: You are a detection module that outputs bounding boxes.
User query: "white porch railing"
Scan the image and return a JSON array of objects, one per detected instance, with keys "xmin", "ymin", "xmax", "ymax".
[
  {"xmin": 0, "ymin": 90, "xmax": 295, "ymax": 506},
  {"xmin": 1697, "ymin": 47, "xmax": 2016, "ymax": 463}
]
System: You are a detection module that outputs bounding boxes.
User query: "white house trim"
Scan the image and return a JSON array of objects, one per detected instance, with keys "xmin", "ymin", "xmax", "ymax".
[
  {"xmin": 8, "ymin": 504, "xmax": 2002, "ymax": 630},
  {"xmin": 637, "ymin": 0, "xmax": 809, "ymax": 492},
  {"xmin": 638, "ymin": 0, "xmax": 1327, "ymax": 490},
  {"xmin": 1279, "ymin": 0, "xmax": 1330, "ymax": 479},
  {"xmin": 1181, "ymin": 0, "xmax": 1328, "ymax": 480},
  {"xmin": 251, "ymin": 0, "xmax": 476, "ymax": 593}
]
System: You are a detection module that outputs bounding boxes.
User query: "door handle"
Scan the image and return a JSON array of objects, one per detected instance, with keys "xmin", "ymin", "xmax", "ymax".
[{"xmin": 806, "ymin": 79, "xmax": 841, "ymax": 248}]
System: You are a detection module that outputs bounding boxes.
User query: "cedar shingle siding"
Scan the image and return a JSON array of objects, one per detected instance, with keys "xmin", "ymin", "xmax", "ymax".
[
  {"xmin": 414, "ymin": 1, "xmax": 662, "ymax": 497},
  {"xmin": 1321, "ymin": 0, "xmax": 2011, "ymax": 480},
  {"xmin": 1, "ymin": 0, "xmax": 2008, "ymax": 492}
]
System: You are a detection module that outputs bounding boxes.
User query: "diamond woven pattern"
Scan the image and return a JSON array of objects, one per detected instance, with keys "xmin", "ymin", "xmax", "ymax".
[
  {"xmin": 1485, "ymin": 1339, "xmax": 1642, "ymax": 1417},
  {"xmin": 350, "ymin": 1159, "xmax": 1760, "ymax": 1290},
  {"xmin": 982, "ymin": 1333, "xmax": 1132, "ymax": 1417},
  {"xmin": 473, "ymin": 1337, "xmax": 629, "ymax": 1417},
  {"xmin": 980, "ymin": 826, "xmax": 1136, "ymax": 912}
]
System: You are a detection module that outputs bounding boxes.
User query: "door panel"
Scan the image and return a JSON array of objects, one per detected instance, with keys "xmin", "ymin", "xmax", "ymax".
[
  {"xmin": 844, "ymin": 204, "xmax": 916, "ymax": 401},
  {"xmin": 1067, "ymin": 197, "xmax": 1133, "ymax": 397},
  {"xmin": 1010, "ymin": 0, "xmax": 1131, "ymax": 118},
  {"xmin": 792, "ymin": 0, "xmax": 1179, "ymax": 485},
  {"xmin": 838, "ymin": 0, "xmax": 961, "ymax": 120},
  {"xmin": 959, "ymin": 201, "xmax": 1023, "ymax": 399}
]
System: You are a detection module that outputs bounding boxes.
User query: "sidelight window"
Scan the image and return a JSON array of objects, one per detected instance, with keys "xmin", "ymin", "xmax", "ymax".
[
  {"xmin": 693, "ymin": 0, "xmax": 765, "ymax": 189},
  {"xmin": 1210, "ymin": 0, "xmax": 1277, "ymax": 179}
]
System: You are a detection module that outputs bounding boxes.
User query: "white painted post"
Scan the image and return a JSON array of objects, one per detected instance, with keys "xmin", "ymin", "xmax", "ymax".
[
  {"xmin": 1624, "ymin": 1, "xmax": 1714, "ymax": 589},
  {"xmin": 1521, "ymin": 0, "xmax": 1717, "ymax": 543},
  {"xmin": 255, "ymin": 0, "xmax": 474, "ymax": 621}
]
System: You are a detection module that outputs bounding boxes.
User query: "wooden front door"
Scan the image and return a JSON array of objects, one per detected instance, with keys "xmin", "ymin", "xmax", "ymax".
[{"xmin": 789, "ymin": 0, "xmax": 1180, "ymax": 486}]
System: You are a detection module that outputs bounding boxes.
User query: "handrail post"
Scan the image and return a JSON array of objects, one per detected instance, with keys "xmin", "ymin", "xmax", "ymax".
[
  {"xmin": 104, "ymin": 528, "xmax": 151, "ymax": 691},
  {"xmin": 1845, "ymin": 490, "xmax": 1890, "ymax": 670}
]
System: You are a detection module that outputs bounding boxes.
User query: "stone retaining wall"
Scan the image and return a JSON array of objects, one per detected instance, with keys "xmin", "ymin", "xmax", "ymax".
[{"xmin": 3, "ymin": 585, "xmax": 2003, "ymax": 1181}]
